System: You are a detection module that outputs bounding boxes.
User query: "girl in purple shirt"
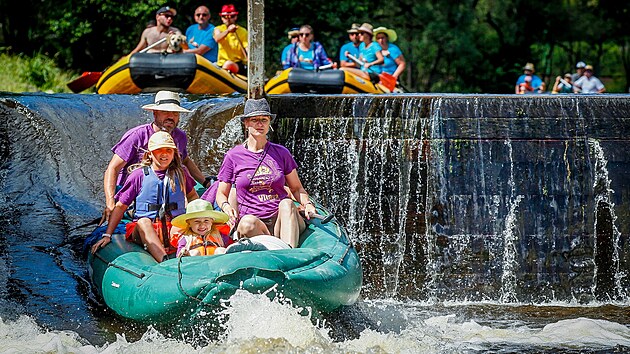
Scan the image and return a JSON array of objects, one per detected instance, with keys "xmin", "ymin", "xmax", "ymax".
[
  {"xmin": 91, "ymin": 131, "xmax": 198, "ymax": 262},
  {"xmin": 215, "ymin": 98, "xmax": 316, "ymax": 248}
]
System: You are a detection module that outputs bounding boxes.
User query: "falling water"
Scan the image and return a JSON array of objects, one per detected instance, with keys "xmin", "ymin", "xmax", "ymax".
[
  {"xmin": 499, "ymin": 139, "xmax": 523, "ymax": 303},
  {"xmin": 589, "ymin": 138, "xmax": 627, "ymax": 300}
]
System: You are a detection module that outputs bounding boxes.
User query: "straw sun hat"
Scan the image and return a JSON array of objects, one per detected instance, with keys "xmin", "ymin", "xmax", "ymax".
[{"xmin": 171, "ymin": 199, "xmax": 229, "ymax": 229}]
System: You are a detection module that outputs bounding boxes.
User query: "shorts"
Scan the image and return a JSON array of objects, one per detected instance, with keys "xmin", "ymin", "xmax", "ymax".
[
  {"xmin": 259, "ymin": 215, "xmax": 278, "ymax": 235},
  {"xmin": 368, "ymin": 72, "xmax": 380, "ymax": 83},
  {"xmin": 125, "ymin": 220, "xmax": 175, "ymax": 254}
]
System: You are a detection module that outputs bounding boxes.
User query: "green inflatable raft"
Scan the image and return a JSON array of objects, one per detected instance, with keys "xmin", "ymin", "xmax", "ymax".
[{"xmin": 87, "ymin": 203, "xmax": 362, "ymax": 324}]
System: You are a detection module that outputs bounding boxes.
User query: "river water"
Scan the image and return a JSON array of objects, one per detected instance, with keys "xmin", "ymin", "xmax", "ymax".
[{"xmin": 0, "ymin": 93, "xmax": 628, "ymax": 353}]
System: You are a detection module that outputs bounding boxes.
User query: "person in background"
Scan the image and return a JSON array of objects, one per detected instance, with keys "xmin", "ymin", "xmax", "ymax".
[
  {"xmin": 101, "ymin": 91, "xmax": 210, "ymax": 224},
  {"xmin": 285, "ymin": 24, "xmax": 336, "ymax": 70},
  {"xmin": 92, "ymin": 131, "xmax": 199, "ymax": 263},
  {"xmin": 131, "ymin": 6, "xmax": 182, "ymax": 54},
  {"xmin": 571, "ymin": 61, "xmax": 587, "ymax": 82},
  {"xmin": 339, "ymin": 23, "xmax": 361, "ymax": 69},
  {"xmin": 184, "ymin": 5, "xmax": 218, "ymax": 62},
  {"xmin": 573, "ymin": 65, "xmax": 606, "ymax": 93},
  {"xmin": 515, "ymin": 62, "xmax": 545, "ymax": 94},
  {"xmin": 340, "ymin": 23, "xmax": 384, "ymax": 83},
  {"xmin": 215, "ymin": 98, "xmax": 316, "ymax": 248},
  {"xmin": 172, "ymin": 199, "xmax": 231, "ymax": 257},
  {"xmin": 213, "ymin": 4, "xmax": 248, "ymax": 75},
  {"xmin": 373, "ymin": 26, "xmax": 406, "ymax": 80},
  {"xmin": 281, "ymin": 27, "xmax": 300, "ymax": 68},
  {"xmin": 551, "ymin": 73, "xmax": 574, "ymax": 94}
]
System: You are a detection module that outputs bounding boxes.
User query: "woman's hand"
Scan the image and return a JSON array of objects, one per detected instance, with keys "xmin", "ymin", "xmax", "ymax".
[
  {"xmin": 303, "ymin": 202, "xmax": 317, "ymax": 219},
  {"xmin": 91, "ymin": 235, "xmax": 111, "ymax": 254}
]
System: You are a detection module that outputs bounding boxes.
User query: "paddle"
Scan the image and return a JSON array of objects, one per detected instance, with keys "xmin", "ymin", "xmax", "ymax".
[
  {"xmin": 68, "ymin": 217, "xmax": 101, "ymax": 231},
  {"xmin": 66, "ymin": 37, "xmax": 168, "ymax": 93},
  {"xmin": 346, "ymin": 53, "xmax": 397, "ymax": 92},
  {"xmin": 234, "ymin": 32, "xmax": 248, "ymax": 59},
  {"xmin": 299, "ymin": 210, "xmax": 334, "ymax": 224}
]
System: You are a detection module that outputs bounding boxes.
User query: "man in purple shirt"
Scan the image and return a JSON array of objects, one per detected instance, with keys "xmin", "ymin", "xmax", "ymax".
[{"xmin": 102, "ymin": 91, "xmax": 207, "ymax": 223}]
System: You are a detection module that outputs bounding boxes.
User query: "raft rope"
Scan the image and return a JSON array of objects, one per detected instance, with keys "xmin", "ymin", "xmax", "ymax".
[
  {"xmin": 176, "ymin": 254, "xmax": 208, "ymax": 304},
  {"xmin": 93, "ymin": 252, "xmax": 145, "ymax": 279}
]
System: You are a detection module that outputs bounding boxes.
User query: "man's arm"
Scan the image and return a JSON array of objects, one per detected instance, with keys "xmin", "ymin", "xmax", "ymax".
[
  {"xmin": 183, "ymin": 156, "xmax": 206, "ymax": 185},
  {"xmin": 130, "ymin": 29, "xmax": 149, "ymax": 54}
]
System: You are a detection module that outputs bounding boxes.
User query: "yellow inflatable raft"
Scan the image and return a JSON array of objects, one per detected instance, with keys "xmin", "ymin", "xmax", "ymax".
[
  {"xmin": 96, "ymin": 53, "xmax": 247, "ymax": 95},
  {"xmin": 265, "ymin": 68, "xmax": 389, "ymax": 94}
]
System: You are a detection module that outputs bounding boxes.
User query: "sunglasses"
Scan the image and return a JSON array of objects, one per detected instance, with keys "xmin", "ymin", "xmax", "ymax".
[
  {"xmin": 195, "ymin": 13, "xmax": 209, "ymax": 17},
  {"xmin": 161, "ymin": 13, "xmax": 174, "ymax": 18},
  {"xmin": 222, "ymin": 15, "xmax": 236, "ymax": 19},
  {"xmin": 291, "ymin": 35, "xmax": 299, "ymax": 39},
  {"xmin": 299, "ymin": 33, "xmax": 311, "ymax": 37}
]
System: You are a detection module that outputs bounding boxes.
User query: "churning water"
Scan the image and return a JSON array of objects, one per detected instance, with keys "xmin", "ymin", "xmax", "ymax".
[{"xmin": 0, "ymin": 92, "xmax": 628, "ymax": 353}]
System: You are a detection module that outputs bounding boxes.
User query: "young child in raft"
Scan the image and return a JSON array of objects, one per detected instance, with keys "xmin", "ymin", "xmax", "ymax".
[
  {"xmin": 90, "ymin": 131, "xmax": 198, "ymax": 262},
  {"xmin": 172, "ymin": 199, "xmax": 231, "ymax": 257}
]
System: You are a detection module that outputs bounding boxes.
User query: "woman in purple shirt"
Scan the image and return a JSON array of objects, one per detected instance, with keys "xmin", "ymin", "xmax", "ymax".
[{"xmin": 215, "ymin": 98, "xmax": 316, "ymax": 248}]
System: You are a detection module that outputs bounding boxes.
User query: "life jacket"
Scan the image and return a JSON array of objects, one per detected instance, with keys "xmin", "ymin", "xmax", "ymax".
[
  {"xmin": 134, "ymin": 166, "xmax": 186, "ymax": 221},
  {"xmin": 181, "ymin": 234, "xmax": 223, "ymax": 256}
]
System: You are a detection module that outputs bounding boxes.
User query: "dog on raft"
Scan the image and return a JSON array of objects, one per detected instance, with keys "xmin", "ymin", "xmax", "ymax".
[{"xmin": 166, "ymin": 33, "xmax": 188, "ymax": 53}]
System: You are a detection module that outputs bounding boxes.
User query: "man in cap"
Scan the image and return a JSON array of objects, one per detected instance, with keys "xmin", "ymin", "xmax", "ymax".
[
  {"xmin": 184, "ymin": 5, "xmax": 218, "ymax": 62},
  {"xmin": 281, "ymin": 27, "xmax": 300, "ymax": 68},
  {"xmin": 573, "ymin": 65, "xmax": 606, "ymax": 94},
  {"xmin": 515, "ymin": 62, "xmax": 545, "ymax": 94},
  {"xmin": 131, "ymin": 6, "xmax": 182, "ymax": 54},
  {"xmin": 339, "ymin": 23, "xmax": 361, "ymax": 68},
  {"xmin": 213, "ymin": 4, "xmax": 248, "ymax": 75},
  {"xmin": 101, "ymin": 91, "xmax": 208, "ymax": 224},
  {"xmin": 571, "ymin": 61, "xmax": 587, "ymax": 82}
]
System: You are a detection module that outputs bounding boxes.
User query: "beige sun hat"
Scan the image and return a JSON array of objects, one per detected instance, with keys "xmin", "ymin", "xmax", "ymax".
[
  {"xmin": 522, "ymin": 63, "xmax": 535, "ymax": 72},
  {"xmin": 142, "ymin": 91, "xmax": 192, "ymax": 113},
  {"xmin": 347, "ymin": 23, "xmax": 360, "ymax": 34},
  {"xmin": 171, "ymin": 199, "xmax": 229, "ymax": 228},
  {"xmin": 148, "ymin": 131, "xmax": 177, "ymax": 151},
  {"xmin": 373, "ymin": 27, "xmax": 397, "ymax": 42},
  {"xmin": 357, "ymin": 23, "xmax": 373, "ymax": 35}
]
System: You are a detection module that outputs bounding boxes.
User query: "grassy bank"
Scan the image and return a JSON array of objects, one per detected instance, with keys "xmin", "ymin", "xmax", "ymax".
[{"xmin": 0, "ymin": 52, "xmax": 77, "ymax": 93}]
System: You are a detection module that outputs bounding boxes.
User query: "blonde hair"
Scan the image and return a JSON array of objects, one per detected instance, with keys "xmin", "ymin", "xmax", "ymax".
[{"xmin": 128, "ymin": 150, "xmax": 187, "ymax": 193}]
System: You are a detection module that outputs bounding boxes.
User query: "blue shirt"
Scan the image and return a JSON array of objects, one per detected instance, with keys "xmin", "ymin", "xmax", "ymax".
[
  {"xmin": 339, "ymin": 42, "xmax": 360, "ymax": 64},
  {"xmin": 516, "ymin": 74, "xmax": 543, "ymax": 90},
  {"xmin": 185, "ymin": 24, "xmax": 218, "ymax": 62},
  {"xmin": 359, "ymin": 42, "xmax": 383, "ymax": 74},
  {"xmin": 381, "ymin": 43, "xmax": 403, "ymax": 75},
  {"xmin": 281, "ymin": 44, "xmax": 293, "ymax": 67}
]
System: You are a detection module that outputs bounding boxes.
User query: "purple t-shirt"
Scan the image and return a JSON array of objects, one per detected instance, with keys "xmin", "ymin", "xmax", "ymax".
[
  {"xmin": 217, "ymin": 142, "xmax": 297, "ymax": 219},
  {"xmin": 112, "ymin": 124, "xmax": 189, "ymax": 185},
  {"xmin": 115, "ymin": 166, "xmax": 196, "ymax": 208},
  {"xmin": 200, "ymin": 181, "xmax": 218, "ymax": 205}
]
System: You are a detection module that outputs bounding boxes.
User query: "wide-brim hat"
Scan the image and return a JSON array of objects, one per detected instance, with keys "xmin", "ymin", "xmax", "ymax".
[
  {"xmin": 357, "ymin": 23, "xmax": 373, "ymax": 35},
  {"xmin": 219, "ymin": 4, "xmax": 238, "ymax": 16},
  {"xmin": 373, "ymin": 27, "xmax": 397, "ymax": 42},
  {"xmin": 522, "ymin": 62, "xmax": 535, "ymax": 71},
  {"xmin": 148, "ymin": 131, "xmax": 177, "ymax": 151},
  {"xmin": 347, "ymin": 23, "xmax": 360, "ymax": 34},
  {"xmin": 172, "ymin": 199, "xmax": 229, "ymax": 228},
  {"xmin": 156, "ymin": 6, "xmax": 176, "ymax": 16},
  {"xmin": 236, "ymin": 98, "xmax": 277, "ymax": 121},
  {"xmin": 142, "ymin": 90, "xmax": 192, "ymax": 113}
]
